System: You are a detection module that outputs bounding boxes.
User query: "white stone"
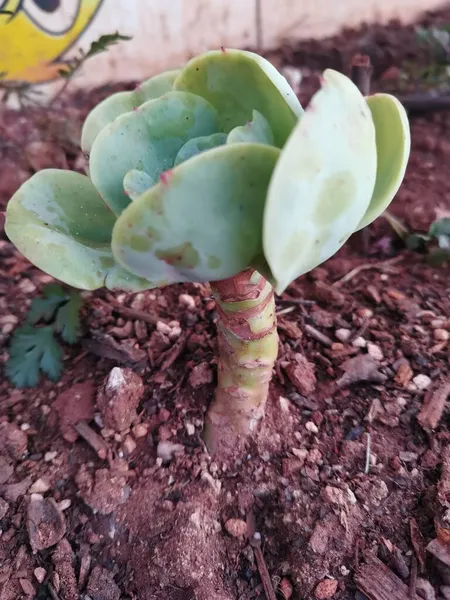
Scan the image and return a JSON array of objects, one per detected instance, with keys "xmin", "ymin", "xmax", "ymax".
[
  {"xmin": 179, "ymin": 294, "xmax": 196, "ymax": 310},
  {"xmin": 413, "ymin": 374, "xmax": 432, "ymax": 390},
  {"xmin": 335, "ymin": 328, "xmax": 351, "ymax": 343},
  {"xmin": 305, "ymin": 421, "xmax": 319, "ymax": 434},
  {"xmin": 367, "ymin": 343, "xmax": 383, "ymax": 361}
]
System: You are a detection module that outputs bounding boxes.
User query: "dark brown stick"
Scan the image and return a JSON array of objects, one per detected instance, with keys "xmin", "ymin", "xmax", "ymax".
[
  {"xmin": 250, "ymin": 536, "xmax": 277, "ymax": 600},
  {"xmin": 74, "ymin": 420, "xmax": 108, "ymax": 460},
  {"xmin": 350, "ymin": 54, "xmax": 373, "ymax": 96}
]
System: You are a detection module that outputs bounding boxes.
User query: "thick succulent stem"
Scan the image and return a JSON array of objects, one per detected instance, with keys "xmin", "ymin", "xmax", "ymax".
[{"xmin": 205, "ymin": 269, "xmax": 278, "ymax": 456}]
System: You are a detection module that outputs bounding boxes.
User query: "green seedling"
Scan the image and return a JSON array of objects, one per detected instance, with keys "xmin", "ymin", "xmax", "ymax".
[
  {"xmin": 384, "ymin": 211, "xmax": 450, "ymax": 266},
  {"xmin": 5, "ymin": 48, "xmax": 411, "ymax": 456},
  {"xmin": 6, "ymin": 284, "xmax": 83, "ymax": 388}
]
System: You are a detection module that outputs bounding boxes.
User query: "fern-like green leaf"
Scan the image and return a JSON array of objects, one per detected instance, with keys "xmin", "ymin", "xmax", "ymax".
[
  {"xmin": 6, "ymin": 325, "xmax": 63, "ymax": 388},
  {"xmin": 54, "ymin": 293, "xmax": 83, "ymax": 344},
  {"xmin": 27, "ymin": 283, "xmax": 68, "ymax": 324}
]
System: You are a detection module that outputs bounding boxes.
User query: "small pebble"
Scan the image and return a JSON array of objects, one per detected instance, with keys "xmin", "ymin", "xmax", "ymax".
[
  {"xmin": 367, "ymin": 343, "xmax": 383, "ymax": 361},
  {"xmin": 179, "ymin": 294, "xmax": 196, "ymax": 310},
  {"xmin": 28, "ymin": 478, "xmax": 50, "ymax": 494},
  {"xmin": 132, "ymin": 423, "xmax": 148, "ymax": 439},
  {"xmin": 58, "ymin": 499, "xmax": 71, "ymax": 511},
  {"xmin": 357, "ymin": 308, "xmax": 373, "ymax": 319},
  {"xmin": 34, "ymin": 567, "xmax": 47, "ymax": 584},
  {"xmin": 44, "ymin": 451, "xmax": 57, "ymax": 462},
  {"xmin": 20, "ymin": 423, "xmax": 31, "ymax": 431},
  {"xmin": 434, "ymin": 329, "xmax": 449, "ymax": 341},
  {"xmin": 335, "ymin": 328, "xmax": 351, "ymax": 343},
  {"xmin": 156, "ymin": 321, "xmax": 171, "ymax": 335},
  {"xmin": 280, "ymin": 577, "xmax": 293, "ymax": 599},
  {"xmin": 352, "ymin": 336, "xmax": 367, "ymax": 348},
  {"xmin": 157, "ymin": 441, "xmax": 184, "ymax": 463},
  {"xmin": 413, "ymin": 374, "xmax": 432, "ymax": 390},
  {"xmin": 122, "ymin": 435, "xmax": 137, "ymax": 455},
  {"xmin": 185, "ymin": 422, "xmax": 195, "ymax": 436},
  {"xmin": 315, "ymin": 578, "xmax": 338, "ymax": 599},
  {"xmin": 19, "ymin": 579, "xmax": 35, "ymax": 597},
  {"xmin": 224, "ymin": 518, "xmax": 247, "ymax": 538},
  {"xmin": 305, "ymin": 421, "xmax": 319, "ymax": 434},
  {"xmin": 431, "ymin": 319, "xmax": 445, "ymax": 329}
]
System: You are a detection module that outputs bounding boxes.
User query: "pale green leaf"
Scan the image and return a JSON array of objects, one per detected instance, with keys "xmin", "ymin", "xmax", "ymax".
[
  {"xmin": 89, "ymin": 91, "xmax": 221, "ymax": 215},
  {"xmin": 174, "ymin": 49, "xmax": 303, "ymax": 147},
  {"xmin": 4, "ymin": 169, "xmax": 156, "ymax": 292},
  {"xmin": 81, "ymin": 69, "xmax": 180, "ymax": 154},
  {"xmin": 355, "ymin": 93, "xmax": 411, "ymax": 231},
  {"xmin": 227, "ymin": 110, "xmax": 274, "ymax": 145},
  {"xmin": 173, "ymin": 132, "xmax": 227, "ymax": 166},
  {"xmin": 123, "ymin": 169, "xmax": 156, "ymax": 200},
  {"xmin": 112, "ymin": 143, "xmax": 280, "ymax": 284},
  {"xmin": 263, "ymin": 69, "xmax": 377, "ymax": 294}
]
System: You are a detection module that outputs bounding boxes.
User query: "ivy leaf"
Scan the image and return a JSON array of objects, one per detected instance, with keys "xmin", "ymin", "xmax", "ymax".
[
  {"xmin": 27, "ymin": 283, "xmax": 68, "ymax": 324},
  {"xmin": 5, "ymin": 325, "xmax": 63, "ymax": 388},
  {"xmin": 54, "ymin": 293, "xmax": 83, "ymax": 344}
]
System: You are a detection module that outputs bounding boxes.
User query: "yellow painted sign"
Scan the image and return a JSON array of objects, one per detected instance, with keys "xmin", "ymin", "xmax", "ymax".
[{"xmin": 0, "ymin": 0, "xmax": 104, "ymax": 83}]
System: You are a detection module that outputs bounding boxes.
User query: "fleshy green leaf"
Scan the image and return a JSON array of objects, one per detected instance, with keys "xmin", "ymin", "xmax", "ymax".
[
  {"xmin": 89, "ymin": 91, "xmax": 221, "ymax": 216},
  {"xmin": 81, "ymin": 69, "xmax": 180, "ymax": 154},
  {"xmin": 227, "ymin": 110, "xmax": 274, "ymax": 145},
  {"xmin": 355, "ymin": 94, "xmax": 411, "ymax": 231},
  {"xmin": 263, "ymin": 69, "xmax": 377, "ymax": 295},
  {"xmin": 124, "ymin": 170, "xmax": 156, "ymax": 200},
  {"xmin": 54, "ymin": 292, "xmax": 83, "ymax": 344},
  {"xmin": 6, "ymin": 325, "xmax": 63, "ymax": 388},
  {"xmin": 174, "ymin": 49, "xmax": 303, "ymax": 147},
  {"xmin": 4, "ymin": 169, "xmax": 156, "ymax": 292},
  {"xmin": 429, "ymin": 217, "xmax": 450, "ymax": 238},
  {"xmin": 28, "ymin": 283, "xmax": 68, "ymax": 324},
  {"xmin": 112, "ymin": 143, "xmax": 280, "ymax": 284},
  {"xmin": 173, "ymin": 133, "xmax": 227, "ymax": 166}
]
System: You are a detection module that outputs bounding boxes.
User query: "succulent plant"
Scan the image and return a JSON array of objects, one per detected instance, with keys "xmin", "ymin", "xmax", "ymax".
[{"xmin": 5, "ymin": 49, "xmax": 411, "ymax": 456}]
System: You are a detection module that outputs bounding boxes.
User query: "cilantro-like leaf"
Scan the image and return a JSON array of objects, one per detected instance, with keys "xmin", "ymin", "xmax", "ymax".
[
  {"xmin": 54, "ymin": 292, "xmax": 83, "ymax": 344},
  {"xmin": 27, "ymin": 283, "xmax": 68, "ymax": 324},
  {"xmin": 6, "ymin": 325, "xmax": 63, "ymax": 388}
]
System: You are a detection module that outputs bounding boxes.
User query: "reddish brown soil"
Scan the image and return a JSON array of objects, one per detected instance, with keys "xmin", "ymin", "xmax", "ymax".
[{"xmin": 1, "ymin": 8, "xmax": 450, "ymax": 600}]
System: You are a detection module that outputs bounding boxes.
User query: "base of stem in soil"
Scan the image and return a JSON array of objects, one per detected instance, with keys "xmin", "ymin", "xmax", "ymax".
[{"xmin": 205, "ymin": 269, "xmax": 278, "ymax": 457}]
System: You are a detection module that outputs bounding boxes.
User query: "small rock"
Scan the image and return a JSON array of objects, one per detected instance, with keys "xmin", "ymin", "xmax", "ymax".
[
  {"xmin": 58, "ymin": 499, "xmax": 71, "ymax": 511},
  {"xmin": 313, "ymin": 281, "xmax": 346, "ymax": 307},
  {"xmin": 53, "ymin": 382, "xmax": 96, "ymax": 443},
  {"xmin": 87, "ymin": 566, "xmax": 120, "ymax": 600},
  {"xmin": 441, "ymin": 586, "xmax": 450, "ymax": 600},
  {"xmin": 335, "ymin": 328, "xmax": 351, "ymax": 343},
  {"xmin": 0, "ymin": 421, "xmax": 28, "ymax": 459},
  {"xmin": 75, "ymin": 466, "xmax": 128, "ymax": 515},
  {"xmin": 189, "ymin": 362, "xmax": 214, "ymax": 388},
  {"xmin": 0, "ymin": 498, "xmax": 9, "ymax": 519},
  {"xmin": 3, "ymin": 476, "xmax": 32, "ymax": 502},
  {"xmin": 27, "ymin": 495, "xmax": 66, "ymax": 552},
  {"xmin": 132, "ymin": 423, "xmax": 148, "ymax": 438},
  {"xmin": 19, "ymin": 578, "xmax": 35, "ymax": 597},
  {"xmin": 97, "ymin": 367, "xmax": 144, "ymax": 432},
  {"xmin": 52, "ymin": 538, "xmax": 78, "ymax": 600},
  {"xmin": 44, "ymin": 451, "xmax": 58, "ymax": 462},
  {"xmin": 279, "ymin": 396, "xmax": 291, "ymax": 412},
  {"xmin": 315, "ymin": 578, "xmax": 338, "ymax": 599},
  {"xmin": 122, "ymin": 435, "xmax": 137, "ymax": 456},
  {"xmin": 394, "ymin": 363, "xmax": 414, "ymax": 387},
  {"xmin": 305, "ymin": 421, "xmax": 319, "ymax": 434},
  {"xmin": 399, "ymin": 451, "xmax": 418, "ymax": 463},
  {"xmin": 352, "ymin": 336, "xmax": 367, "ymax": 348},
  {"xmin": 367, "ymin": 343, "xmax": 384, "ymax": 361},
  {"xmin": 157, "ymin": 441, "xmax": 184, "ymax": 463},
  {"xmin": 413, "ymin": 374, "xmax": 432, "ymax": 390},
  {"xmin": 292, "ymin": 448, "xmax": 308, "ymax": 462},
  {"xmin": 34, "ymin": 567, "xmax": 47, "ymax": 584},
  {"xmin": 337, "ymin": 354, "xmax": 386, "ymax": 388},
  {"xmin": 29, "ymin": 478, "xmax": 51, "ymax": 494},
  {"xmin": 280, "ymin": 577, "xmax": 293, "ymax": 599},
  {"xmin": 415, "ymin": 578, "xmax": 436, "ymax": 600},
  {"xmin": 201, "ymin": 471, "xmax": 222, "ymax": 495},
  {"xmin": 185, "ymin": 422, "xmax": 195, "ymax": 436},
  {"xmin": 434, "ymin": 329, "xmax": 449, "ymax": 341},
  {"xmin": 156, "ymin": 321, "xmax": 171, "ymax": 335},
  {"xmin": 179, "ymin": 293, "xmax": 196, "ymax": 310},
  {"xmin": 0, "ymin": 455, "xmax": 14, "ymax": 484},
  {"xmin": 224, "ymin": 518, "xmax": 247, "ymax": 538},
  {"xmin": 285, "ymin": 353, "xmax": 317, "ymax": 396}
]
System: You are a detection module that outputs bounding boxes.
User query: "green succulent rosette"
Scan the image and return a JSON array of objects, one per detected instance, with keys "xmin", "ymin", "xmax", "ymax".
[{"xmin": 5, "ymin": 49, "xmax": 410, "ymax": 294}]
